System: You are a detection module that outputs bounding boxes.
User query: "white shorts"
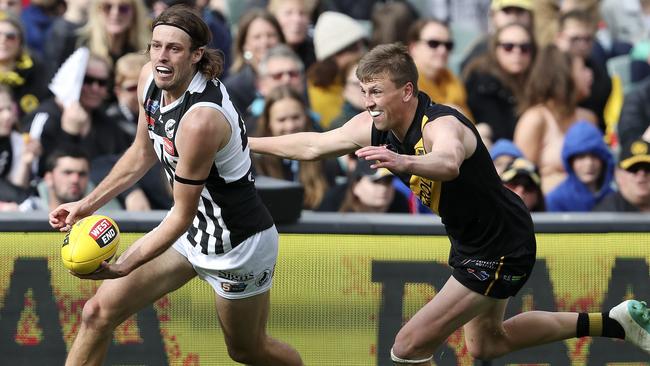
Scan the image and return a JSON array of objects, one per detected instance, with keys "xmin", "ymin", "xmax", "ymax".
[{"xmin": 172, "ymin": 225, "xmax": 279, "ymax": 299}]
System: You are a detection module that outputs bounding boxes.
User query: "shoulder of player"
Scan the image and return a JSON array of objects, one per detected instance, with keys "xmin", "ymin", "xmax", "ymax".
[{"xmin": 180, "ymin": 107, "xmax": 228, "ymax": 137}]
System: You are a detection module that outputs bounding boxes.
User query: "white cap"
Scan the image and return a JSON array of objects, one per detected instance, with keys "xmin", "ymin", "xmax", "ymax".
[{"xmin": 313, "ymin": 11, "xmax": 366, "ymax": 61}]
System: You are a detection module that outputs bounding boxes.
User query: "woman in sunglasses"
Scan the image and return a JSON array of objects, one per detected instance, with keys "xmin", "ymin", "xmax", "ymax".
[
  {"xmin": 46, "ymin": 0, "xmax": 150, "ymax": 88},
  {"xmin": 407, "ymin": 18, "xmax": 472, "ymax": 121},
  {"xmin": 463, "ymin": 22, "xmax": 537, "ymax": 143},
  {"xmin": 0, "ymin": 11, "xmax": 50, "ymax": 118},
  {"xmin": 514, "ymin": 44, "xmax": 597, "ymax": 194}
]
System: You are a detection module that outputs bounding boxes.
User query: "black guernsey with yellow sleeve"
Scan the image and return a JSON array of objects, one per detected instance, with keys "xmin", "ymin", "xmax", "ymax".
[{"xmin": 371, "ymin": 92, "xmax": 536, "ymax": 298}]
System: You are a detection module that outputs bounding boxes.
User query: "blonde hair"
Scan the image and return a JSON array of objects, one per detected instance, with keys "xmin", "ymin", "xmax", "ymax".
[
  {"xmin": 114, "ymin": 52, "xmax": 148, "ymax": 86},
  {"xmin": 77, "ymin": 0, "xmax": 150, "ymax": 62},
  {"xmin": 268, "ymin": 0, "xmax": 306, "ymax": 13}
]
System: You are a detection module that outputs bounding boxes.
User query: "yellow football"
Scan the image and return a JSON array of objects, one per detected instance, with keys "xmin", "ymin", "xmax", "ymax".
[{"xmin": 61, "ymin": 215, "xmax": 120, "ymax": 275}]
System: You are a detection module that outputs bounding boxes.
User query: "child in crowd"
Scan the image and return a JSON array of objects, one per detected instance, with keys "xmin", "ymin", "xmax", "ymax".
[{"xmin": 545, "ymin": 121, "xmax": 614, "ymax": 212}]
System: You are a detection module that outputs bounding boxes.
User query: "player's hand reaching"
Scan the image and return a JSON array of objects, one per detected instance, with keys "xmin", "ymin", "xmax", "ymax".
[
  {"xmin": 49, "ymin": 201, "xmax": 93, "ymax": 232},
  {"xmin": 355, "ymin": 145, "xmax": 407, "ymax": 172}
]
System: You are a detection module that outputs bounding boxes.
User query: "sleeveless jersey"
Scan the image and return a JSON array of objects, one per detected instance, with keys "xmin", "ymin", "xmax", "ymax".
[
  {"xmin": 371, "ymin": 93, "xmax": 535, "ymax": 263},
  {"xmin": 143, "ymin": 72, "xmax": 273, "ymax": 255}
]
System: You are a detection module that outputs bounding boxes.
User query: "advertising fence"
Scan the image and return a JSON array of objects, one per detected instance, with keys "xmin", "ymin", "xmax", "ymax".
[{"xmin": 0, "ymin": 213, "xmax": 649, "ymax": 365}]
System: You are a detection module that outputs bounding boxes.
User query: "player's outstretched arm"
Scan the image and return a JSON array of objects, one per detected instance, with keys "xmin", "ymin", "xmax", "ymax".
[
  {"xmin": 79, "ymin": 107, "xmax": 227, "ymax": 280},
  {"xmin": 356, "ymin": 115, "xmax": 476, "ymax": 181},
  {"xmin": 249, "ymin": 111, "xmax": 373, "ymax": 160}
]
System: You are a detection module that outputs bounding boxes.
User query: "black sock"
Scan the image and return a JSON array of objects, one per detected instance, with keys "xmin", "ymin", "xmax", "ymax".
[
  {"xmin": 576, "ymin": 312, "xmax": 625, "ymax": 339},
  {"xmin": 602, "ymin": 312, "xmax": 625, "ymax": 339}
]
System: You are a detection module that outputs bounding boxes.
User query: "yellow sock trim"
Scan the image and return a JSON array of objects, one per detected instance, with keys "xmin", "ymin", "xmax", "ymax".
[{"xmin": 588, "ymin": 313, "xmax": 602, "ymax": 336}]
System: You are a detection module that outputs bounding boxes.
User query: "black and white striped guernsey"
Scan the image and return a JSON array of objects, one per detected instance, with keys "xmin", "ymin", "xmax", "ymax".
[{"xmin": 142, "ymin": 71, "xmax": 274, "ymax": 255}]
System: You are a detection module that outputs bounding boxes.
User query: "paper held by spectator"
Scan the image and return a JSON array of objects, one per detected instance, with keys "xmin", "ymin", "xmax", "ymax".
[{"xmin": 49, "ymin": 47, "xmax": 89, "ymax": 108}]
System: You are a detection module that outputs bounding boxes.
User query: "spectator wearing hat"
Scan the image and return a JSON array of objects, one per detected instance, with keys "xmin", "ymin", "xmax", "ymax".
[
  {"xmin": 307, "ymin": 11, "xmax": 367, "ymax": 130},
  {"xmin": 317, "ymin": 158, "xmax": 410, "ymax": 213},
  {"xmin": 593, "ymin": 139, "xmax": 650, "ymax": 212},
  {"xmin": 500, "ymin": 157, "xmax": 545, "ymax": 212},
  {"xmin": 460, "ymin": 0, "xmax": 534, "ymax": 74},
  {"xmin": 545, "ymin": 121, "xmax": 614, "ymax": 212},
  {"xmin": 490, "ymin": 138, "xmax": 523, "ymax": 175}
]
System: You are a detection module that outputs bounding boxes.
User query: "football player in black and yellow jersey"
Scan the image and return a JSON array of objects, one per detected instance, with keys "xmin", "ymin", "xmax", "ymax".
[{"xmin": 250, "ymin": 43, "xmax": 649, "ymax": 363}]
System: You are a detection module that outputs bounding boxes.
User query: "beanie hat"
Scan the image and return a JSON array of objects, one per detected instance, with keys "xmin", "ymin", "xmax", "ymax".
[
  {"xmin": 489, "ymin": 139, "xmax": 523, "ymax": 161},
  {"xmin": 313, "ymin": 11, "xmax": 366, "ymax": 61}
]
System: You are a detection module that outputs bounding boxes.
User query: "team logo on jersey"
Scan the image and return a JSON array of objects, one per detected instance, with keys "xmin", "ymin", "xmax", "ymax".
[
  {"xmin": 163, "ymin": 137, "xmax": 175, "ymax": 155},
  {"xmin": 164, "ymin": 119, "xmax": 176, "ymax": 138},
  {"xmin": 145, "ymin": 99, "xmax": 159, "ymax": 114},
  {"xmin": 256, "ymin": 268, "xmax": 274, "ymax": 287}
]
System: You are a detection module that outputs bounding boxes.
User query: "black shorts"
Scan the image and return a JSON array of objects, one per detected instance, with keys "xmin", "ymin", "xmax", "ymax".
[{"xmin": 452, "ymin": 254, "xmax": 536, "ymax": 299}]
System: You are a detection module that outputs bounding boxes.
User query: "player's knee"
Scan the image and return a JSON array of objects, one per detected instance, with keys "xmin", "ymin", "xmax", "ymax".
[
  {"xmin": 80, "ymin": 297, "xmax": 111, "ymax": 330},
  {"xmin": 465, "ymin": 339, "xmax": 500, "ymax": 360},
  {"xmin": 81, "ymin": 296, "xmax": 121, "ymax": 332},
  {"xmin": 225, "ymin": 343, "xmax": 259, "ymax": 364}
]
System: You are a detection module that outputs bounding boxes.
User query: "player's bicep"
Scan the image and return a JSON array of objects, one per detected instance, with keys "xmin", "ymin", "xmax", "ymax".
[
  {"xmin": 171, "ymin": 109, "xmax": 226, "ymax": 215},
  {"xmin": 423, "ymin": 116, "xmax": 473, "ymax": 164}
]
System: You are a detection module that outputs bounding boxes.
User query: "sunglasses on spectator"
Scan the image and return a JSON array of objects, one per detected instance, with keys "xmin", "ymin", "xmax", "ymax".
[
  {"xmin": 101, "ymin": 2, "xmax": 132, "ymax": 15},
  {"xmin": 626, "ymin": 163, "xmax": 650, "ymax": 174},
  {"xmin": 0, "ymin": 31, "xmax": 18, "ymax": 42},
  {"xmin": 267, "ymin": 70, "xmax": 301, "ymax": 80},
  {"xmin": 421, "ymin": 39, "xmax": 454, "ymax": 51},
  {"xmin": 497, "ymin": 42, "xmax": 532, "ymax": 54},
  {"xmin": 83, "ymin": 76, "xmax": 109, "ymax": 87}
]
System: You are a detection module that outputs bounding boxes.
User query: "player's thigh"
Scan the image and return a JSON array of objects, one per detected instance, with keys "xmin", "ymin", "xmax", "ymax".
[
  {"xmin": 92, "ymin": 247, "xmax": 197, "ymax": 322},
  {"xmin": 397, "ymin": 275, "xmax": 498, "ymax": 347},
  {"xmin": 214, "ymin": 290, "xmax": 271, "ymax": 349}
]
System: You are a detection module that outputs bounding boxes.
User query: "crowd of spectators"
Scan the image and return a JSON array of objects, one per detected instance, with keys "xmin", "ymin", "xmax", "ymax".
[{"xmin": 1, "ymin": 0, "xmax": 649, "ymax": 214}]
